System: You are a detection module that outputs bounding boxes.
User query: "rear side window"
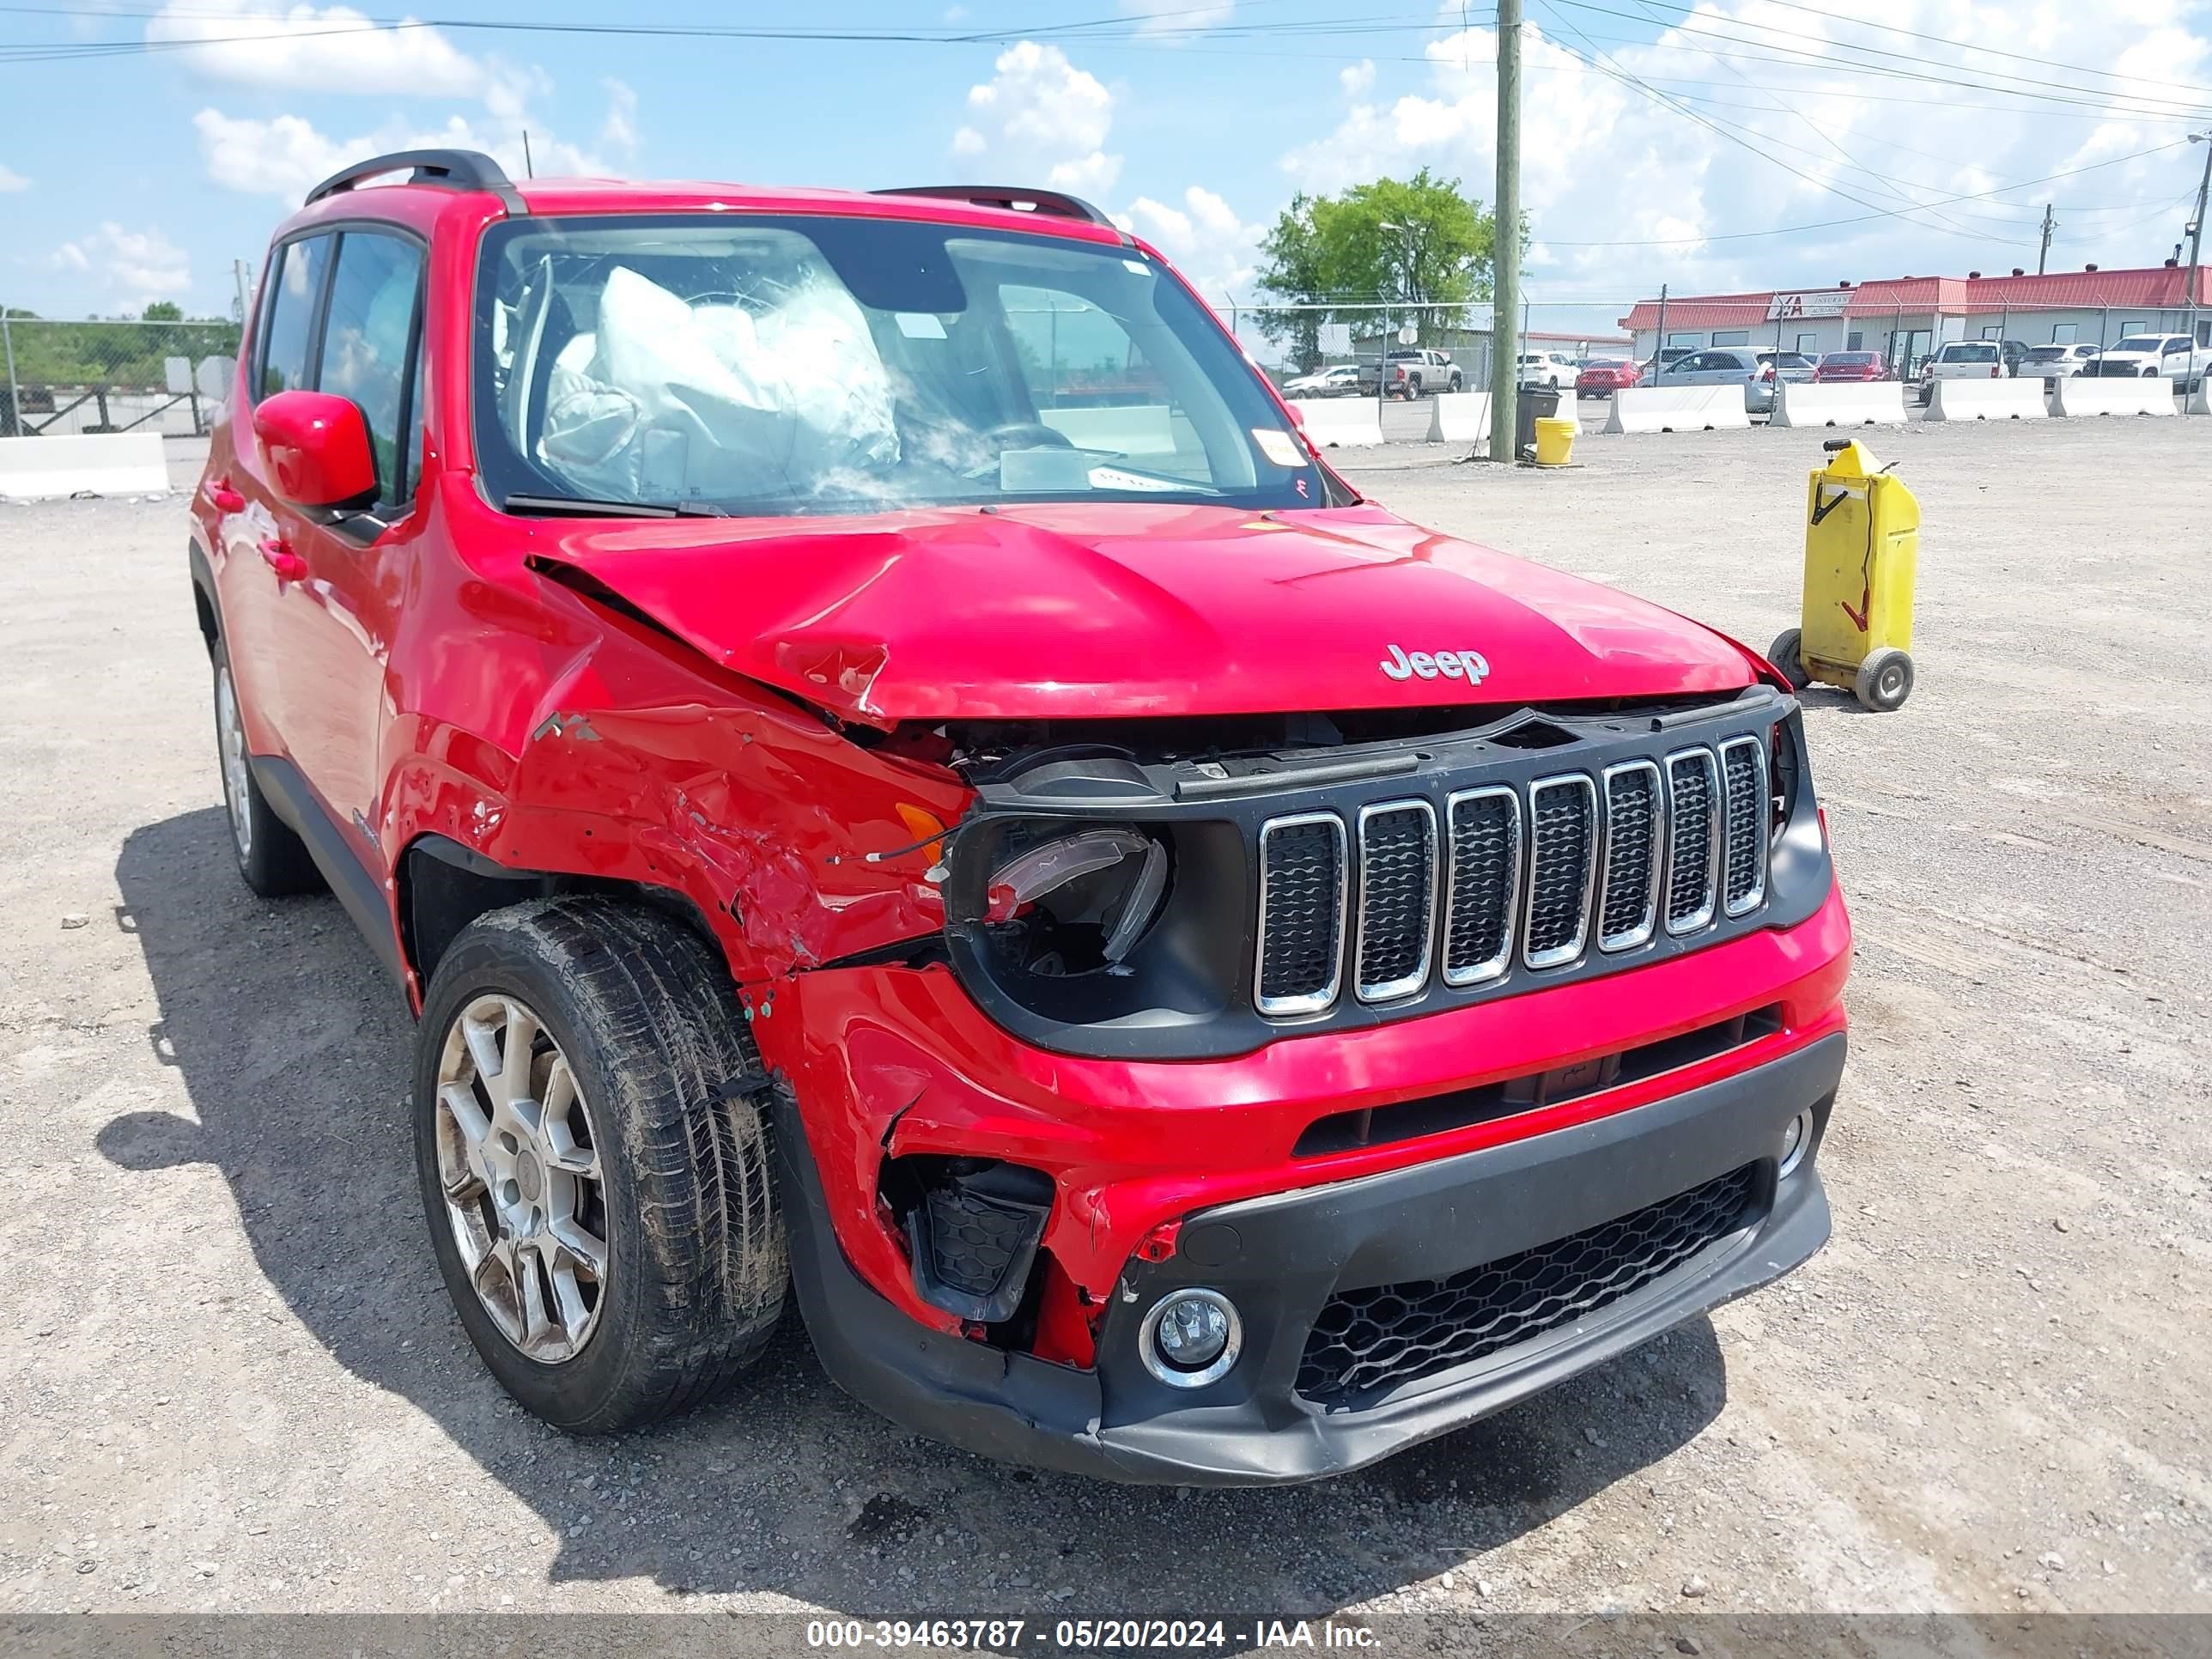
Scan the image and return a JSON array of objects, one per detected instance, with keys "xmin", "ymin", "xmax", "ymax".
[
  {"xmin": 317, "ymin": 231, "xmax": 425, "ymax": 502},
  {"xmin": 258, "ymin": 234, "xmax": 332, "ymax": 399}
]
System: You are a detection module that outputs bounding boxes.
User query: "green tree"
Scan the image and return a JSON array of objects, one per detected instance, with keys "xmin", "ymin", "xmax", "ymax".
[{"xmin": 1255, "ymin": 169, "xmax": 1508, "ymax": 368}]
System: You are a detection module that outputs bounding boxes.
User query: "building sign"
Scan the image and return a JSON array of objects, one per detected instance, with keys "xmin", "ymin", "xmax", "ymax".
[{"xmin": 1766, "ymin": 290, "xmax": 1851, "ymax": 321}]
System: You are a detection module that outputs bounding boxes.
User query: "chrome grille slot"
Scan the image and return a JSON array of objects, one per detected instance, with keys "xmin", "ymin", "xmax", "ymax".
[
  {"xmin": 1255, "ymin": 812, "xmax": 1348, "ymax": 1016},
  {"xmin": 1442, "ymin": 787, "xmax": 1520, "ymax": 986},
  {"xmin": 1719, "ymin": 736, "xmax": 1768, "ymax": 917},
  {"xmin": 1598, "ymin": 760, "xmax": 1663, "ymax": 951},
  {"xmin": 1664, "ymin": 748, "xmax": 1721, "ymax": 935},
  {"xmin": 1354, "ymin": 800, "xmax": 1437, "ymax": 1003},
  {"xmin": 1522, "ymin": 774, "xmax": 1597, "ymax": 969}
]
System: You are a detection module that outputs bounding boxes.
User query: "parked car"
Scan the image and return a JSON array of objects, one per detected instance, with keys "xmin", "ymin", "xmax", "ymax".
[
  {"xmin": 1355, "ymin": 348, "xmax": 1462, "ymax": 398},
  {"xmin": 2086, "ymin": 333, "xmax": 2209, "ymax": 392},
  {"xmin": 2021, "ymin": 342, "xmax": 2100, "ymax": 387},
  {"xmin": 1574, "ymin": 358, "xmax": 1639, "ymax": 397},
  {"xmin": 1915, "ymin": 339, "xmax": 2029, "ymax": 404},
  {"xmin": 1283, "ymin": 365, "xmax": 1360, "ymax": 397},
  {"xmin": 1516, "ymin": 349, "xmax": 1578, "ymax": 389},
  {"xmin": 191, "ymin": 149, "xmax": 1850, "ymax": 1484},
  {"xmin": 1811, "ymin": 350, "xmax": 1893, "ymax": 383},
  {"xmin": 1638, "ymin": 347, "xmax": 1810, "ymax": 414}
]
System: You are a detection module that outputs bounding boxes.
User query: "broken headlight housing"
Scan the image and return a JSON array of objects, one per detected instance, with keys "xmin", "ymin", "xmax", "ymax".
[
  {"xmin": 943, "ymin": 809, "xmax": 1255, "ymax": 1046},
  {"xmin": 983, "ymin": 827, "xmax": 1170, "ymax": 976}
]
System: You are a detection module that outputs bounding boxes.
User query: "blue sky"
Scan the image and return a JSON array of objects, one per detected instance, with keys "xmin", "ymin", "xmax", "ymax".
[{"xmin": 5, "ymin": 0, "xmax": 2210, "ymax": 336}]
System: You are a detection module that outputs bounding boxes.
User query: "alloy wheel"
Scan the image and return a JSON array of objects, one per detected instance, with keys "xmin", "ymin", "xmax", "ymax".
[
  {"xmin": 215, "ymin": 665, "xmax": 253, "ymax": 863},
  {"xmin": 434, "ymin": 994, "xmax": 610, "ymax": 1364}
]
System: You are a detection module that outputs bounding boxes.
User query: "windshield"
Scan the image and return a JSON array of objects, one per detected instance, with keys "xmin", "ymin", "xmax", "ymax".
[
  {"xmin": 471, "ymin": 213, "xmax": 1328, "ymax": 517},
  {"xmin": 2024, "ymin": 346, "xmax": 2066, "ymax": 362},
  {"xmin": 1943, "ymin": 343, "xmax": 1998, "ymax": 362},
  {"xmin": 2111, "ymin": 337, "xmax": 2168, "ymax": 353}
]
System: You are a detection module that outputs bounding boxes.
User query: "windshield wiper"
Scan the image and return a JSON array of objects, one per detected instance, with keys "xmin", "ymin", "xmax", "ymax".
[{"xmin": 504, "ymin": 492, "xmax": 726, "ymax": 520}]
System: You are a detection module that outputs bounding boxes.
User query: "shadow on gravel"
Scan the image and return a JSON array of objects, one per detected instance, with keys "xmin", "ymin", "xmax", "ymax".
[{"xmin": 106, "ymin": 806, "xmax": 1727, "ymax": 1613}]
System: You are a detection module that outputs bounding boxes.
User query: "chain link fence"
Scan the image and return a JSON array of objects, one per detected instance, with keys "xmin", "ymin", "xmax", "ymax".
[{"xmin": 1, "ymin": 315, "xmax": 244, "ymax": 439}]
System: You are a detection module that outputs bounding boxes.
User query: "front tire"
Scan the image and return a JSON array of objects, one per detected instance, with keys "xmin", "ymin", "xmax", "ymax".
[
  {"xmin": 211, "ymin": 647, "xmax": 321, "ymax": 898},
  {"xmin": 414, "ymin": 897, "xmax": 787, "ymax": 1434}
]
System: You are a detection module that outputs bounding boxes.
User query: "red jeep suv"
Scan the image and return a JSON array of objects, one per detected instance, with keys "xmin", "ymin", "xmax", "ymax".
[{"xmin": 189, "ymin": 149, "xmax": 1850, "ymax": 1485}]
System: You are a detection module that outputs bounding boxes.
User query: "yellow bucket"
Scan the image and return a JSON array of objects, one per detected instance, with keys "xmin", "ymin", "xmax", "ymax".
[{"xmin": 1534, "ymin": 416, "xmax": 1576, "ymax": 467}]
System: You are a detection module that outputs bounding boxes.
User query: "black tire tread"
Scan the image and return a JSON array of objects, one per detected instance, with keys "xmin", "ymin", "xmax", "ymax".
[
  {"xmin": 210, "ymin": 644, "xmax": 322, "ymax": 899},
  {"xmin": 419, "ymin": 896, "xmax": 786, "ymax": 1433}
]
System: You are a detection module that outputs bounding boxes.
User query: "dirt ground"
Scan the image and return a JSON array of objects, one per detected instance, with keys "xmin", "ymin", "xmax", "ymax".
[{"xmin": 2, "ymin": 415, "xmax": 2209, "ymax": 1626}]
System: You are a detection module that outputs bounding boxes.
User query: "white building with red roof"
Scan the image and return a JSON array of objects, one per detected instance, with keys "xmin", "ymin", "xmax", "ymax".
[{"xmin": 1620, "ymin": 263, "xmax": 2212, "ymax": 374}]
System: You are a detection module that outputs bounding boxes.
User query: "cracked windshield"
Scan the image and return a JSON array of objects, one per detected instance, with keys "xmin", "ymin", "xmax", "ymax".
[{"xmin": 474, "ymin": 215, "xmax": 1326, "ymax": 516}]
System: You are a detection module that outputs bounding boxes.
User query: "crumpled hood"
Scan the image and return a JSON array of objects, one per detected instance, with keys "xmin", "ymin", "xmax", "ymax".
[{"xmin": 526, "ymin": 501, "xmax": 1756, "ymax": 726}]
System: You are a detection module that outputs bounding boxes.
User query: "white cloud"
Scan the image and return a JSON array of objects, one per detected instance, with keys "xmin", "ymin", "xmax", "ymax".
[
  {"xmin": 1127, "ymin": 185, "xmax": 1266, "ymax": 298},
  {"xmin": 49, "ymin": 223, "xmax": 191, "ymax": 307},
  {"xmin": 953, "ymin": 41, "xmax": 1121, "ymax": 197},
  {"xmin": 0, "ymin": 163, "xmax": 27, "ymax": 191},
  {"xmin": 1275, "ymin": 7, "xmax": 2212, "ymax": 299},
  {"xmin": 599, "ymin": 78, "xmax": 639, "ymax": 156},
  {"xmin": 146, "ymin": 0, "xmax": 483, "ymax": 96},
  {"xmin": 194, "ymin": 75, "xmax": 635, "ymax": 200}
]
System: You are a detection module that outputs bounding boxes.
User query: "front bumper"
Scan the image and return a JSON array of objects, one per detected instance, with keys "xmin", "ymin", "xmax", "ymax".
[{"xmin": 780, "ymin": 1030, "xmax": 1844, "ymax": 1486}]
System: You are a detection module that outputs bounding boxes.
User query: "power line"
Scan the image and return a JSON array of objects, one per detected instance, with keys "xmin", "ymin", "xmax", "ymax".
[
  {"xmin": 1540, "ymin": 0, "xmax": 2212, "ymax": 120},
  {"xmin": 1532, "ymin": 3, "xmax": 2032, "ymax": 246},
  {"xmin": 1534, "ymin": 136, "xmax": 2198, "ymax": 246},
  {"xmin": 1702, "ymin": 0, "xmax": 2212, "ymax": 102}
]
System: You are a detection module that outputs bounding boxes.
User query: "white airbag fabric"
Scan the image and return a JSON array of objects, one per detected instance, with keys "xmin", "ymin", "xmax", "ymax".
[{"xmin": 539, "ymin": 265, "xmax": 900, "ymax": 500}]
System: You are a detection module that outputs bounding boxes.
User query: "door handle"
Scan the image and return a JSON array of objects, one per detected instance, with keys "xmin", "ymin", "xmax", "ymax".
[
  {"xmin": 258, "ymin": 537, "xmax": 308, "ymax": 583},
  {"xmin": 202, "ymin": 478, "xmax": 246, "ymax": 514}
]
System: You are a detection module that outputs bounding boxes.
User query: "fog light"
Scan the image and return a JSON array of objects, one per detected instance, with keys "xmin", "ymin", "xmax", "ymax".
[
  {"xmin": 1139, "ymin": 1289, "xmax": 1243, "ymax": 1389},
  {"xmin": 1778, "ymin": 1110, "xmax": 1813, "ymax": 1177}
]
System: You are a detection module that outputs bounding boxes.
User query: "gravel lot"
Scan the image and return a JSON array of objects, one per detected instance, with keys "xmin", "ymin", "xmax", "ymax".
[{"xmin": 3, "ymin": 416, "xmax": 2209, "ymax": 1626}]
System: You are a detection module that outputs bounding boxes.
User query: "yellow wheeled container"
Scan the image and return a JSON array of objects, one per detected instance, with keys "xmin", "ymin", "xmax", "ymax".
[{"xmin": 1770, "ymin": 437, "xmax": 1918, "ymax": 711}]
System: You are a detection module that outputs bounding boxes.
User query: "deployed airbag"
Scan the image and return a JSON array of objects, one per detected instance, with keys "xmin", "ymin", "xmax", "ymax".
[{"xmin": 538, "ymin": 264, "xmax": 900, "ymax": 502}]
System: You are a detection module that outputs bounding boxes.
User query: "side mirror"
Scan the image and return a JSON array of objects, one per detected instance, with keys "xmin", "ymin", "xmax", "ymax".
[{"xmin": 252, "ymin": 390, "xmax": 376, "ymax": 509}]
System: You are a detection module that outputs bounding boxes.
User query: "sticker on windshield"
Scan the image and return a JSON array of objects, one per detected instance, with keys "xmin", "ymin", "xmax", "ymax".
[
  {"xmin": 1088, "ymin": 465, "xmax": 1182, "ymax": 493},
  {"xmin": 1122, "ymin": 258, "xmax": 1151, "ymax": 276},
  {"xmin": 894, "ymin": 312, "xmax": 947, "ymax": 339},
  {"xmin": 1251, "ymin": 428, "xmax": 1304, "ymax": 467}
]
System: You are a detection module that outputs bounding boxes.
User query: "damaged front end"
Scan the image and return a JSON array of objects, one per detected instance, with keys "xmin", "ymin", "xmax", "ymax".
[{"xmin": 763, "ymin": 684, "xmax": 1836, "ymax": 1363}]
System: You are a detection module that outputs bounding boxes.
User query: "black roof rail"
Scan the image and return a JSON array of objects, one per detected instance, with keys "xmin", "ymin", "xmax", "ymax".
[
  {"xmin": 304, "ymin": 149, "xmax": 527, "ymax": 216},
  {"xmin": 873, "ymin": 184, "xmax": 1120, "ymax": 231}
]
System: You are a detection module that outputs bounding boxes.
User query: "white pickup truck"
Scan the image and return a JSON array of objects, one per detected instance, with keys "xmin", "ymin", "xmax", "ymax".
[{"xmin": 2086, "ymin": 333, "xmax": 2210, "ymax": 394}]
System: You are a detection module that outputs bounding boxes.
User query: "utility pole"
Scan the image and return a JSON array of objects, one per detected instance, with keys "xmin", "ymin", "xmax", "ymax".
[
  {"xmin": 1655, "ymin": 283, "xmax": 1668, "ymax": 367},
  {"xmin": 2185, "ymin": 131, "xmax": 2211, "ymax": 402},
  {"xmin": 233, "ymin": 259, "xmax": 254, "ymax": 332},
  {"xmin": 2037, "ymin": 203, "xmax": 2056, "ymax": 276},
  {"xmin": 1488, "ymin": 0, "xmax": 1522, "ymax": 461}
]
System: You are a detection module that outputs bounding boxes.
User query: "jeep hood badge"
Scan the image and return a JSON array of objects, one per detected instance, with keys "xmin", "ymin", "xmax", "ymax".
[{"xmin": 1381, "ymin": 643, "xmax": 1489, "ymax": 685}]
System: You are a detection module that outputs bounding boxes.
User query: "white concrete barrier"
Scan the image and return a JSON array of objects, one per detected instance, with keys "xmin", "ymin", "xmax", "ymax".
[
  {"xmin": 1922, "ymin": 378, "xmax": 2047, "ymax": 421},
  {"xmin": 1286, "ymin": 397, "xmax": 1384, "ymax": 447},
  {"xmin": 2051, "ymin": 375, "xmax": 2178, "ymax": 417},
  {"xmin": 2188, "ymin": 382, "xmax": 2212, "ymax": 416},
  {"xmin": 1771, "ymin": 380, "xmax": 1906, "ymax": 428},
  {"xmin": 1425, "ymin": 392, "xmax": 1491, "ymax": 445},
  {"xmin": 1039, "ymin": 404, "xmax": 1176, "ymax": 455},
  {"xmin": 0, "ymin": 433, "xmax": 169, "ymax": 501},
  {"xmin": 1602, "ymin": 386, "xmax": 1751, "ymax": 434}
]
